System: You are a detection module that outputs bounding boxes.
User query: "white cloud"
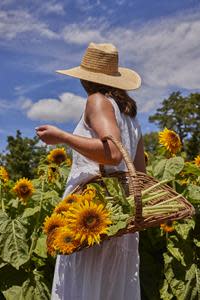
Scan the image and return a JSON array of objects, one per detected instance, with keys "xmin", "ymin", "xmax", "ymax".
[
  {"xmin": 62, "ymin": 23, "xmax": 105, "ymax": 45},
  {"xmin": 0, "ymin": 9, "xmax": 58, "ymax": 40},
  {"xmin": 39, "ymin": 2, "xmax": 65, "ymax": 15},
  {"xmin": 23, "ymin": 92, "xmax": 86, "ymax": 122},
  {"xmin": 59, "ymin": 11, "xmax": 200, "ymax": 112}
]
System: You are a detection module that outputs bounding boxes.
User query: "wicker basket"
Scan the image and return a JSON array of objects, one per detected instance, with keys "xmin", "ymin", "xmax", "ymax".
[
  {"xmin": 72, "ymin": 135, "xmax": 195, "ymax": 236},
  {"xmin": 46, "ymin": 135, "xmax": 195, "ymax": 255}
]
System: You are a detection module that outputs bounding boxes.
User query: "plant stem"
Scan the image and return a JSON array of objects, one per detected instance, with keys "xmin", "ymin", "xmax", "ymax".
[
  {"xmin": 0, "ymin": 179, "xmax": 5, "ymax": 212},
  {"xmin": 142, "ymin": 179, "xmax": 170, "ymax": 196},
  {"xmin": 28, "ymin": 178, "xmax": 45, "ymax": 257}
]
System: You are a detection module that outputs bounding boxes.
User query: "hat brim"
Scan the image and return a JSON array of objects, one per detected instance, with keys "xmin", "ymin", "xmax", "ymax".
[{"xmin": 56, "ymin": 66, "xmax": 141, "ymax": 91}]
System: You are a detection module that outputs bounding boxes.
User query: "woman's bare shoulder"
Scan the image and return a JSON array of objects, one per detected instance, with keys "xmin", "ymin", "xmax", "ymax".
[
  {"xmin": 85, "ymin": 92, "xmax": 117, "ymax": 131},
  {"xmin": 86, "ymin": 92, "xmax": 114, "ymax": 114}
]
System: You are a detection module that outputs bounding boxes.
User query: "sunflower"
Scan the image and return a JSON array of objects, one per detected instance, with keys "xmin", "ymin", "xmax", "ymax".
[
  {"xmin": 43, "ymin": 213, "xmax": 66, "ymax": 234},
  {"xmin": 47, "ymin": 148, "xmax": 67, "ymax": 165},
  {"xmin": 48, "ymin": 165, "xmax": 60, "ymax": 182},
  {"xmin": 46, "ymin": 228, "xmax": 59, "ymax": 256},
  {"xmin": 160, "ymin": 221, "xmax": 175, "ymax": 233},
  {"xmin": 63, "ymin": 193, "xmax": 83, "ymax": 205},
  {"xmin": 13, "ymin": 178, "xmax": 34, "ymax": 202},
  {"xmin": 82, "ymin": 186, "xmax": 96, "ymax": 201},
  {"xmin": 53, "ymin": 227, "xmax": 80, "ymax": 255},
  {"xmin": 194, "ymin": 155, "xmax": 200, "ymax": 167},
  {"xmin": 0, "ymin": 166, "xmax": 9, "ymax": 183},
  {"xmin": 159, "ymin": 128, "xmax": 182, "ymax": 154},
  {"xmin": 65, "ymin": 200, "xmax": 112, "ymax": 246},
  {"xmin": 66, "ymin": 157, "xmax": 72, "ymax": 167},
  {"xmin": 54, "ymin": 201, "xmax": 71, "ymax": 214}
]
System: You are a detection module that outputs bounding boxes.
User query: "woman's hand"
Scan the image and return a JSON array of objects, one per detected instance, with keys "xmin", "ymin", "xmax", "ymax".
[{"xmin": 35, "ymin": 125, "xmax": 66, "ymax": 145}]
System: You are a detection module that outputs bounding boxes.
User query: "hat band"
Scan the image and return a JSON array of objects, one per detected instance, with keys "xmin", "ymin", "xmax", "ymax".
[{"xmin": 80, "ymin": 64, "xmax": 120, "ymax": 76}]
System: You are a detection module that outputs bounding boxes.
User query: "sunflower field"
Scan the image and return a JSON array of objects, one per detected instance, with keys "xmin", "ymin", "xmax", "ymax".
[{"xmin": 0, "ymin": 129, "xmax": 200, "ymax": 300}]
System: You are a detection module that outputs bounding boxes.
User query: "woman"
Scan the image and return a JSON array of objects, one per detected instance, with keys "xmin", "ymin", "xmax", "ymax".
[{"xmin": 36, "ymin": 42, "xmax": 146, "ymax": 300}]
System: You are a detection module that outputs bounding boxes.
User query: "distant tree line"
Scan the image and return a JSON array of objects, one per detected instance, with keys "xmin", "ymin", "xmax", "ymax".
[{"xmin": 0, "ymin": 92, "xmax": 199, "ymax": 179}]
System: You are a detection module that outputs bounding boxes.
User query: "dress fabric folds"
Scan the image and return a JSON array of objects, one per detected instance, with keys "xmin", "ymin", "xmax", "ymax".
[{"xmin": 51, "ymin": 97, "xmax": 142, "ymax": 300}]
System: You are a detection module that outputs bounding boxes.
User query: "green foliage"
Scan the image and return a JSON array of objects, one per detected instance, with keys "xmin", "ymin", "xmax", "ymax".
[
  {"xmin": 139, "ymin": 145, "xmax": 199, "ymax": 300},
  {"xmin": 0, "ymin": 154, "xmax": 71, "ymax": 299},
  {"xmin": 149, "ymin": 92, "xmax": 200, "ymax": 158},
  {"xmin": 0, "ymin": 130, "xmax": 47, "ymax": 180},
  {"xmin": 0, "ymin": 124, "xmax": 200, "ymax": 299},
  {"xmin": 143, "ymin": 131, "xmax": 159, "ymax": 154}
]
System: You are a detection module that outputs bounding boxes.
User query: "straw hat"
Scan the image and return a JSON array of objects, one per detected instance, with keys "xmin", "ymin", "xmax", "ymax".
[{"xmin": 56, "ymin": 42, "xmax": 141, "ymax": 90}]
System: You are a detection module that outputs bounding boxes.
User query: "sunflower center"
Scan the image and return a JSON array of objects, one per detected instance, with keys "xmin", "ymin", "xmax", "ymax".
[
  {"xmin": 53, "ymin": 154, "xmax": 66, "ymax": 164},
  {"xmin": 20, "ymin": 185, "xmax": 30, "ymax": 195},
  {"xmin": 84, "ymin": 214, "xmax": 99, "ymax": 228},
  {"xmin": 64, "ymin": 236, "xmax": 72, "ymax": 243},
  {"xmin": 67, "ymin": 199, "xmax": 75, "ymax": 204}
]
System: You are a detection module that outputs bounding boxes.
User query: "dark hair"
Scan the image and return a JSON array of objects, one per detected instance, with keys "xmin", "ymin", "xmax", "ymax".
[{"xmin": 80, "ymin": 80, "xmax": 137, "ymax": 118}]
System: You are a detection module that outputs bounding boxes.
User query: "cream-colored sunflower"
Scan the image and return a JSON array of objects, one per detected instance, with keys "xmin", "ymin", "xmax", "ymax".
[
  {"xmin": 13, "ymin": 178, "xmax": 34, "ymax": 203},
  {"xmin": 159, "ymin": 128, "xmax": 182, "ymax": 154},
  {"xmin": 65, "ymin": 200, "xmax": 112, "ymax": 246},
  {"xmin": 0, "ymin": 166, "xmax": 9, "ymax": 183},
  {"xmin": 47, "ymin": 148, "xmax": 67, "ymax": 165},
  {"xmin": 43, "ymin": 213, "xmax": 66, "ymax": 234},
  {"xmin": 194, "ymin": 155, "xmax": 200, "ymax": 167},
  {"xmin": 53, "ymin": 227, "xmax": 80, "ymax": 255}
]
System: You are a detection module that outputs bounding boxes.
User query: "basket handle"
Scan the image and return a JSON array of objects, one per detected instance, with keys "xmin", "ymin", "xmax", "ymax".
[{"xmin": 100, "ymin": 135, "xmax": 143, "ymax": 224}]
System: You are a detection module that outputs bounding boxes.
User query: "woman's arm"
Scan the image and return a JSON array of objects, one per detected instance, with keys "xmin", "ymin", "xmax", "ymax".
[
  {"xmin": 133, "ymin": 136, "xmax": 146, "ymax": 173},
  {"xmin": 36, "ymin": 93, "xmax": 122, "ymax": 165}
]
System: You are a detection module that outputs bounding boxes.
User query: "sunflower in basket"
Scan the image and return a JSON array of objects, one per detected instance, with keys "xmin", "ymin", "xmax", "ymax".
[
  {"xmin": 44, "ymin": 173, "xmax": 194, "ymax": 256},
  {"xmin": 65, "ymin": 200, "xmax": 112, "ymax": 246}
]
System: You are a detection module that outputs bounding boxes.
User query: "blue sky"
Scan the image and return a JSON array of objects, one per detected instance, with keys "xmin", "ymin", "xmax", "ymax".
[{"xmin": 0, "ymin": 0, "xmax": 200, "ymax": 152}]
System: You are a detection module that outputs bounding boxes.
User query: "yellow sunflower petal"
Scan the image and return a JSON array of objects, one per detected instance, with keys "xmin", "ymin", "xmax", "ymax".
[
  {"xmin": 159, "ymin": 128, "xmax": 182, "ymax": 154},
  {"xmin": 0, "ymin": 166, "xmax": 9, "ymax": 183},
  {"xmin": 13, "ymin": 178, "xmax": 34, "ymax": 203},
  {"xmin": 43, "ymin": 213, "xmax": 66, "ymax": 234},
  {"xmin": 47, "ymin": 148, "xmax": 67, "ymax": 165},
  {"xmin": 65, "ymin": 199, "xmax": 112, "ymax": 246},
  {"xmin": 194, "ymin": 155, "xmax": 200, "ymax": 167}
]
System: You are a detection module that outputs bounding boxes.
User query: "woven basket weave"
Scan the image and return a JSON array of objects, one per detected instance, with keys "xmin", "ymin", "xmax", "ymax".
[{"xmin": 72, "ymin": 135, "xmax": 195, "ymax": 236}]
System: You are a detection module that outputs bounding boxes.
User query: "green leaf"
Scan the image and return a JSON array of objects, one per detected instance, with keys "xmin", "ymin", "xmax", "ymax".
[
  {"xmin": 2, "ymin": 286, "xmax": 22, "ymax": 300},
  {"xmin": 194, "ymin": 238, "xmax": 200, "ymax": 247},
  {"xmin": 21, "ymin": 272, "xmax": 50, "ymax": 300},
  {"xmin": 162, "ymin": 157, "xmax": 185, "ymax": 180},
  {"xmin": 187, "ymin": 185, "xmax": 200, "ymax": 205},
  {"xmin": 22, "ymin": 206, "xmax": 40, "ymax": 219},
  {"xmin": 182, "ymin": 264, "xmax": 199, "ymax": 300},
  {"xmin": 167, "ymin": 244, "xmax": 186, "ymax": 266},
  {"xmin": 34, "ymin": 234, "xmax": 47, "ymax": 258},
  {"xmin": 0, "ymin": 212, "xmax": 29, "ymax": 269},
  {"xmin": 107, "ymin": 220, "xmax": 128, "ymax": 236},
  {"xmin": 153, "ymin": 158, "xmax": 167, "ymax": 179},
  {"xmin": 102, "ymin": 177, "xmax": 129, "ymax": 209},
  {"xmin": 3, "ymin": 272, "xmax": 50, "ymax": 300},
  {"xmin": 174, "ymin": 219, "xmax": 195, "ymax": 240},
  {"xmin": 184, "ymin": 163, "xmax": 200, "ymax": 176}
]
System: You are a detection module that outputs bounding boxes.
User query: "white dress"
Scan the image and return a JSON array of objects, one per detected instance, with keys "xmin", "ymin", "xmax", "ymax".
[{"xmin": 51, "ymin": 97, "xmax": 142, "ymax": 300}]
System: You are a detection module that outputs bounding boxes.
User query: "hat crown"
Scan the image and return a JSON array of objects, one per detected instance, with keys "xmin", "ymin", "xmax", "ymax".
[{"xmin": 81, "ymin": 42, "xmax": 119, "ymax": 76}]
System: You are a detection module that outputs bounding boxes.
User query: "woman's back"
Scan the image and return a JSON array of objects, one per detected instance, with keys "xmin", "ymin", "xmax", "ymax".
[{"xmin": 63, "ymin": 96, "xmax": 141, "ymax": 197}]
